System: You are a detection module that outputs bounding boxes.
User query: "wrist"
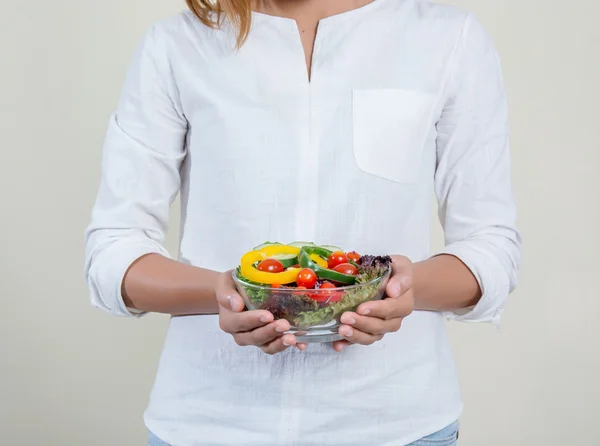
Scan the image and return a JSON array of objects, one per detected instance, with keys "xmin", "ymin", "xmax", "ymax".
[{"xmin": 409, "ymin": 255, "xmax": 481, "ymax": 312}]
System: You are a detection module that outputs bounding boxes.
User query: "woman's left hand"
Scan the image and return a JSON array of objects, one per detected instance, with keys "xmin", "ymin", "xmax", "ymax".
[{"xmin": 333, "ymin": 255, "xmax": 414, "ymax": 352}]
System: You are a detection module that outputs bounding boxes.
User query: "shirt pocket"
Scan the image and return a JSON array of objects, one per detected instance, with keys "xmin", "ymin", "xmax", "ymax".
[{"xmin": 352, "ymin": 89, "xmax": 436, "ymax": 183}]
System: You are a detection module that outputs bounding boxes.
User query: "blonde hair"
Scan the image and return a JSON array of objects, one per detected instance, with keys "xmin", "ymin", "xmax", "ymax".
[{"xmin": 186, "ymin": 0, "xmax": 253, "ymax": 47}]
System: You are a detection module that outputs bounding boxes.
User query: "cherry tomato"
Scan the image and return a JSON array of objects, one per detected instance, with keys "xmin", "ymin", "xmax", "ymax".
[
  {"xmin": 328, "ymin": 251, "xmax": 349, "ymax": 269},
  {"xmin": 320, "ymin": 281, "xmax": 336, "ymax": 289},
  {"xmin": 347, "ymin": 251, "xmax": 361, "ymax": 263},
  {"xmin": 309, "ymin": 291, "xmax": 329, "ymax": 303},
  {"xmin": 294, "ymin": 286, "xmax": 308, "ymax": 296},
  {"xmin": 296, "ymin": 268, "xmax": 318, "ymax": 289},
  {"xmin": 310, "ymin": 282, "xmax": 343, "ymax": 304},
  {"xmin": 257, "ymin": 259, "xmax": 285, "ymax": 273},
  {"xmin": 272, "ymin": 284, "xmax": 282, "ymax": 288},
  {"xmin": 325, "ymin": 293, "xmax": 343, "ymax": 303},
  {"xmin": 333, "ymin": 263, "xmax": 358, "ymax": 276},
  {"xmin": 310, "ymin": 281, "xmax": 343, "ymax": 303}
]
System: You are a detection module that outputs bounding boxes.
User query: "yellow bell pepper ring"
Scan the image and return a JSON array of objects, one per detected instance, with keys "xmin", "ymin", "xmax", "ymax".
[
  {"xmin": 256, "ymin": 245, "xmax": 300, "ymax": 256},
  {"xmin": 240, "ymin": 250, "xmax": 300, "ymax": 285},
  {"xmin": 309, "ymin": 254, "xmax": 328, "ymax": 269},
  {"xmin": 255, "ymin": 245, "xmax": 327, "ymax": 268}
]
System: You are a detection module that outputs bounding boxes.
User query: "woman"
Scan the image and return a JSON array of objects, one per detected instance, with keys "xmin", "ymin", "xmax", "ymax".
[{"xmin": 85, "ymin": 0, "xmax": 521, "ymax": 444}]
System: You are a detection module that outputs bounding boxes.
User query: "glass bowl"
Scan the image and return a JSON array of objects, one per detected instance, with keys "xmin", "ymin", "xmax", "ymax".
[{"xmin": 232, "ymin": 268, "xmax": 391, "ymax": 343}]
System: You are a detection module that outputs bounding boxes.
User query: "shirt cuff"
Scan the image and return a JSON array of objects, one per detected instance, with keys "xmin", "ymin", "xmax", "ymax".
[
  {"xmin": 437, "ymin": 241, "xmax": 509, "ymax": 325},
  {"xmin": 88, "ymin": 240, "xmax": 170, "ymax": 318}
]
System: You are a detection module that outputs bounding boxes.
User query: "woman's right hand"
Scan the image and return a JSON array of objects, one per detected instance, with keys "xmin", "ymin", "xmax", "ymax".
[{"xmin": 216, "ymin": 271, "xmax": 306, "ymax": 354}]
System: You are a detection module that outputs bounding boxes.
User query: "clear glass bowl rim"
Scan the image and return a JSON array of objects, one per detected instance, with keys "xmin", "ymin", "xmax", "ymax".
[{"xmin": 232, "ymin": 265, "xmax": 392, "ymax": 292}]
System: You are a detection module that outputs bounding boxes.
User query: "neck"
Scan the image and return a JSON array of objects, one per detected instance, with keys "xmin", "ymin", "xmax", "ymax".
[{"xmin": 254, "ymin": 0, "xmax": 376, "ymax": 19}]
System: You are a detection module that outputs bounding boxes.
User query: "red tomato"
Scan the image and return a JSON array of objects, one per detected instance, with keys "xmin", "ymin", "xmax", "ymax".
[
  {"xmin": 325, "ymin": 293, "xmax": 343, "ymax": 303},
  {"xmin": 296, "ymin": 268, "xmax": 318, "ymax": 289},
  {"xmin": 294, "ymin": 286, "xmax": 308, "ymax": 296},
  {"xmin": 310, "ymin": 281, "xmax": 343, "ymax": 303},
  {"xmin": 272, "ymin": 284, "xmax": 282, "ymax": 288},
  {"xmin": 309, "ymin": 291, "xmax": 328, "ymax": 303},
  {"xmin": 333, "ymin": 263, "xmax": 358, "ymax": 276},
  {"xmin": 257, "ymin": 259, "xmax": 285, "ymax": 273},
  {"xmin": 328, "ymin": 251, "xmax": 349, "ymax": 269},
  {"xmin": 347, "ymin": 251, "xmax": 361, "ymax": 263},
  {"xmin": 320, "ymin": 281, "xmax": 336, "ymax": 289}
]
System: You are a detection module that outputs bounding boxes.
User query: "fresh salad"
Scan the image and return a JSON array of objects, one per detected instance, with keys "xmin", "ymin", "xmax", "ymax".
[{"xmin": 234, "ymin": 242, "xmax": 392, "ymax": 328}]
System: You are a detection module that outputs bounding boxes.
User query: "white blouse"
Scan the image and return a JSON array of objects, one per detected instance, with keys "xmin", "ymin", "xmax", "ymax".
[{"xmin": 84, "ymin": 0, "xmax": 522, "ymax": 444}]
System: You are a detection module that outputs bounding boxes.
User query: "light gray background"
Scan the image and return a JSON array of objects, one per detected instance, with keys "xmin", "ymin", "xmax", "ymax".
[{"xmin": 1, "ymin": 0, "xmax": 598, "ymax": 444}]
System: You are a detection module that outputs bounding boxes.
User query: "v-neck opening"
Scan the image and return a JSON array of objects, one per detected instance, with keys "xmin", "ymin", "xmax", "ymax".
[
  {"xmin": 252, "ymin": 0, "xmax": 389, "ymax": 84},
  {"xmin": 251, "ymin": 0, "xmax": 389, "ymax": 26},
  {"xmin": 298, "ymin": 22, "xmax": 320, "ymax": 84}
]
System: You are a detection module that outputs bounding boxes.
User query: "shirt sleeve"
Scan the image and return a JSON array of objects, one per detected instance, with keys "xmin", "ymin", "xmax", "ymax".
[
  {"xmin": 84, "ymin": 24, "xmax": 188, "ymax": 317},
  {"xmin": 434, "ymin": 14, "xmax": 522, "ymax": 325}
]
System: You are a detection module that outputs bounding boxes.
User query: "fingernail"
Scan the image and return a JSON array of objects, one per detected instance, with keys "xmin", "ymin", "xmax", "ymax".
[
  {"xmin": 260, "ymin": 314, "xmax": 271, "ymax": 323},
  {"xmin": 341, "ymin": 327, "xmax": 353, "ymax": 337},
  {"xmin": 283, "ymin": 339, "xmax": 292, "ymax": 346},
  {"xmin": 229, "ymin": 296, "xmax": 242, "ymax": 310},
  {"xmin": 391, "ymin": 284, "xmax": 402, "ymax": 296},
  {"xmin": 275, "ymin": 325, "xmax": 287, "ymax": 333},
  {"xmin": 342, "ymin": 314, "xmax": 356, "ymax": 325},
  {"xmin": 358, "ymin": 307, "xmax": 370, "ymax": 316}
]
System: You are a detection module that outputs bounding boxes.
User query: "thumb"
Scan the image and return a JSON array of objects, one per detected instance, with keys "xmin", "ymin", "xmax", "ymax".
[
  {"xmin": 385, "ymin": 274, "xmax": 404, "ymax": 299},
  {"xmin": 217, "ymin": 271, "xmax": 245, "ymax": 312},
  {"xmin": 386, "ymin": 258, "xmax": 413, "ymax": 298}
]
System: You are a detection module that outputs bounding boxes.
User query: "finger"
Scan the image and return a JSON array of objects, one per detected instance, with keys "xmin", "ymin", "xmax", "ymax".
[
  {"xmin": 220, "ymin": 310, "xmax": 274, "ymax": 334},
  {"xmin": 338, "ymin": 324, "xmax": 384, "ymax": 346},
  {"xmin": 333, "ymin": 340, "xmax": 351, "ymax": 352},
  {"xmin": 296, "ymin": 343, "xmax": 308, "ymax": 351},
  {"xmin": 234, "ymin": 319, "xmax": 291, "ymax": 346},
  {"xmin": 341, "ymin": 312, "xmax": 402, "ymax": 335},
  {"xmin": 216, "ymin": 270, "xmax": 245, "ymax": 312},
  {"xmin": 385, "ymin": 260, "xmax": 413, "ymax": 299},
  {"xmin": 356, "ymin": 293, "xmax": 413, "ymax": 320},
  {"xmin": 261, "ymin": 334, "xmax": 297, "ymax": 355}
]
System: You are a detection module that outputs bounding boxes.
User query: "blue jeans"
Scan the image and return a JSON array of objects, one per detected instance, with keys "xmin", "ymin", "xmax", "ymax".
[
  {"xmin": 148, "ymin": 431, "xmax": 169, "ymax": 446},
  {"xmin": 148, "ymin": 420, "xmax": 459, "ymax": 445},
  {"xmin": 407, "ymin": 420, "xmax": 459, "ymax": 445}
]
